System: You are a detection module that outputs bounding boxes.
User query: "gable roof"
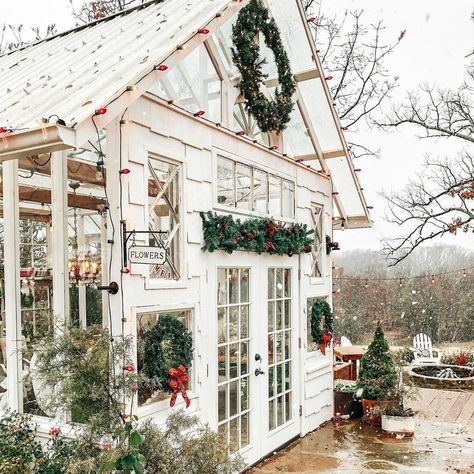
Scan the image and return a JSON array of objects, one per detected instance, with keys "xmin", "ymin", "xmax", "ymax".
[
  {"xmin": 0, "ymin": 0, "xmax": 235, "ymax": 131},
  {"xmin": 0, "ymin": 0, "xmax": 371, "ymax": 228}
]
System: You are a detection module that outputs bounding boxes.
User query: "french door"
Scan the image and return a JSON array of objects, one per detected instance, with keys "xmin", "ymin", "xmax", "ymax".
[{"xmin": 216, "ymin": 259, "xmax": 300, "ymax": 466}]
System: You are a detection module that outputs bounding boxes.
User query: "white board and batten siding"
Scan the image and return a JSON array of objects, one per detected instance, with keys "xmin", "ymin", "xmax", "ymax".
[{"xmin": 106, "ymin": 94, "xmax": 334, "ymax": 462}]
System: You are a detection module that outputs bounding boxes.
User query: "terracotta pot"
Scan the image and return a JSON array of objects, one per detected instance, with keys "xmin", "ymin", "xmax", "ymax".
[
  {"xmin": 381, "ymin": 414, "xmax": 415, "ymax": 437},
  {"xmin": 361, "ymin": 399, "xmax": 395, "ymax": 426},
  {"xmin": 334, "ymin": 391, "xmax": 363, "ymax": 419}
]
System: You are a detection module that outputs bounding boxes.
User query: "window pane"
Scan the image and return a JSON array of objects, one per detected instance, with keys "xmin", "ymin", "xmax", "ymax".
[
  {"xmin": 253, "ymin": 169, "xmax": 268, "ymax": 213},
  {"xmin": 137, "ymin": 309, "xmax": 192, "ymax": 405},
  {"xmin": 282, "ymin": 180, "xmax": 295, "ymax": 218},
  {"xmin": 217, "ymin": 157, "xmax": 235, "ymax": 207},
  {"xmin": 148, "ymin": 158, "xmax": 180, "ymax": 279},
  {"xmin": 269, "ymin": 175, "xmax": 282, "ymax": 216},
  {"xmin": 236, "ymin": 164, "xmax": 252, "ymax": 210}
]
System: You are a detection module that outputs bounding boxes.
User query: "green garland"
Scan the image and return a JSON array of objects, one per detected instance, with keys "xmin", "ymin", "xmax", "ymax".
[
  {"xmin": 232, "ymin": 0, "xmax": 296, "ymax": 134},
  {"xmin": 310, "ymin": 300, "xmax": 334, "ymax": 344},
  {"xmin": 142, "ymin": 315, "xmax": 193, "ymax": 394},
  {"xmin": 200, "ymin": 211, "xmax": 313, "ymax": 256}
]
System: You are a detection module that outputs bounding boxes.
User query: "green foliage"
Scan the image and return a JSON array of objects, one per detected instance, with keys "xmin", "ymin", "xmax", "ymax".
[
  {"xmin": 34, "ymin": 325, "xmax": 138, "ymax": 430},
  {"xmin": 356, "ymin": 323, "xmax": 397, "ymax": 401},
  {"xmin": 0, "ymin": 412, "xmax": 77, "ymax": 474},
  {"xmin": 139, "ymin": 410, "xmax": 244, "ymax": 474},
  {"xmin": 391, "ymin": 346, "xmax": 415, "ymax": 366},
  {"xmin": 310, "ymin": 300, "xmax": 334, "ymax": 344},
  {"xmin": 200, "ymin": 211, "xmax": 313, "ymax": 256},
  {"xmin": 441, "ymin": 350, "xmax": 474, "ymax": 367},
  {"xmin": 334, "ymin": 382, "xmax": 361, "ymax": 399},
  {"xmin": 232, "ymin": 0, "xmax": 295, "ymax": 133},
  {"xmin": 142, "ymin": 314, "xmax": 193, "ymax": 394}
]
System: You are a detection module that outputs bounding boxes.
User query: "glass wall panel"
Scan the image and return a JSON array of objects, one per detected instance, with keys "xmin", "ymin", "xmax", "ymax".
[
  {"xmin": 236, "ymin": 163, "xmax": 252, "ymax": 211},
  {"xmin": 282, "ymin": 180, "xmax": 295, "ymax": 218},
  {"xmin": 253, "ymin": 169, "xmax": 268, "ymax": 213},
  {"xmin": 217, "ymin": 156, "xmax": 235, "ymax": 207},
  {"xmin": 268, "ymin": 175, "xmax": 282, "ymax": 216}
]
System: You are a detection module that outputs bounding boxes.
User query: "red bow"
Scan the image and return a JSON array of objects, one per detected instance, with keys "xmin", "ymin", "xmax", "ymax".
[
  {"xmin": 319, "ymin": 331, "xmax": 332, "ymax": 356},
  {"xmin": 169, "ymin": 365, "xmax": 190, "ymax": 408}
]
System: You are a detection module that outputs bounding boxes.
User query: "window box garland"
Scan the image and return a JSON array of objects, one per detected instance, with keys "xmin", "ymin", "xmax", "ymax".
[{"xmin": 200, "ymin": 211, "xmax": 313, "ymax": 256}]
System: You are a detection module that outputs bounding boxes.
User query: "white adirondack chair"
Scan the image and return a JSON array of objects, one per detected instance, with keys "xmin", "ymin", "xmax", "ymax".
[
  {"xmin": 340, "ymin": 336, "xmax": 352, "ymax": 347},
  {"xmin": 412, "ymin": 333, "xmax": 442, "ymax": 364}
]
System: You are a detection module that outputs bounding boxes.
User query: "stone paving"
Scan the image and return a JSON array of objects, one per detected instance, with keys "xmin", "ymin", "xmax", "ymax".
[{"xmin": 251, "ymin": 389, "xmax": 474, "ymax": 474}]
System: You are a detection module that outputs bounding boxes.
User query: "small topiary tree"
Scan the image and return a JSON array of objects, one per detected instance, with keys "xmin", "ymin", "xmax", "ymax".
[{"xmin": 356, "ymin": 322, "xmax": 397, "ymax": 401}]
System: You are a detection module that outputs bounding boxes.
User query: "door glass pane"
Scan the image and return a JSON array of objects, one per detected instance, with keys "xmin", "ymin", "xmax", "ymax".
[
  {"xmin": 268, "ymin": 268, "xmax": 293, "ymax": 431},
  {"xmin": 217, "ymin": 268, "xmax": 251, "ymax": 453}
]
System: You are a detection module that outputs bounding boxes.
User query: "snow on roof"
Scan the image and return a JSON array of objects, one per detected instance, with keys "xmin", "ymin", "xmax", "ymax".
[{"xmin": 0, "ymin": 0, "xmax": 233, "ymax": 131}]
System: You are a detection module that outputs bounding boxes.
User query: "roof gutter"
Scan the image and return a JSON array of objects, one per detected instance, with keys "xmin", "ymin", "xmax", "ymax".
[{"xmin": 0, "ymin": 124, "xmax": 76, "ymax": 162}]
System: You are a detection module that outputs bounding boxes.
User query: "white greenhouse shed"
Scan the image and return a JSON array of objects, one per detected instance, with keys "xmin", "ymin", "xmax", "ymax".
[{"xmin": 0, "ymin": 0, "xmax": 370, "ymax": 468}]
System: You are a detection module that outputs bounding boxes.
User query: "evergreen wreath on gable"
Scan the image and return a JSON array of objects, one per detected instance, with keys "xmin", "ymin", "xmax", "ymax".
[
  {"xmin": 142, "ymin": 315, "xmax": 193, "ymax": 394},
  {"xmin": 232, "ymin": 0, "xmax": 296, "ymax": 134},
  {"xmin": 310, "ymin": 300, "xmax": 334, "ymax": 355}
]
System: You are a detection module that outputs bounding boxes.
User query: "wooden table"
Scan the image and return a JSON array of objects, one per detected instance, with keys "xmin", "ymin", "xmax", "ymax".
[{"xmin": 334, "ymin": 345, "xmax": 367, "ymax": 381}]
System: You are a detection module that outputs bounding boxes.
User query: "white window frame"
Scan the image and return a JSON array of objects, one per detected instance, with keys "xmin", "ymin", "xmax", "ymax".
[
  {"xmin": 132, "ymin": 303, "xmax": 197, "ymax": 418},
  {"xmin": 147, "ymin": 154, "xmax": 183, "ymax": 283},
  {"xmin": 309, "ymin": 204, "xmax": 324, "ymax": 281},
  {"xmin": 214, "ymin": 151, "xmax": 296, "ymax": 222}
]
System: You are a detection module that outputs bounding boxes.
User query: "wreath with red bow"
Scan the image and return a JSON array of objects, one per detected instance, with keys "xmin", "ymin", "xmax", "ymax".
[{"xmin": 310, "ymin": 300, "xmax": 334, "ymax": 355}]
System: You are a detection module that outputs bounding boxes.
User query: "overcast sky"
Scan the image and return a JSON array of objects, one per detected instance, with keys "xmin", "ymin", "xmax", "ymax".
[{"xmin": 2, "ymin": 0, "xmax": 473, "ymax": 252}]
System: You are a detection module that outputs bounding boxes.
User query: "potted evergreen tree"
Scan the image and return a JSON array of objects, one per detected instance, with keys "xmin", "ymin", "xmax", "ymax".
[{"xmin": 356, "ymin": 323, "xmax": 397, "ymax": 426}]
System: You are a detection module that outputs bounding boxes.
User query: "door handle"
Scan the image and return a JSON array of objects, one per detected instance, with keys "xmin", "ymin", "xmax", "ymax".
[
  {"xmin": 255, "ymin": 353, "xmax": 262, "ymax": 362},
  {"xmin": 255, "ymin": 368, "xmax": 265, "ymax": 376}
]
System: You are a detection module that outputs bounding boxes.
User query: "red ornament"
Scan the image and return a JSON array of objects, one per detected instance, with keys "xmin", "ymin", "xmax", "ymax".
[
  {"xmin": 236, "ymin": 130, "xmax": 246, "ymax": 136},
  {"xmin": 95, "ymin": 107, "xmax": 107, "ymax": 116},
  {"xmin": 169, "ymin": 365, "xmax": 190, "ymax": 408},
  {"xmin": 296, "ymin": 158, "xmax": 305, "ymax": 163},
  {"xmin": 48, "ymin": 427, "xmax": 61, "ymax": 437},
  {"xmin": 307, "ymin": 17, "xmax": 317, "ymax": 23},
  {"xmin": 124, "ymin": 364, "xmax": 135, "ymax": 373},
  {"xmin": 194, "ymin": 110, "xmax": 205, "ymax": 117},
  {"xmin": 231, "ymin": 236, "xmax": 241, "ymax": 245},
  {"xmin": 325, "ymin": 76, "xmax": 333, "ymax": 81},
  {"xmin": 264, "ymin": 241, "xmax": 276, "ymax": 251},
  {"xmin": 354, "ymin": 168, "xmax": 362, "ymax": 172},
  {"xmin": 119, "ymin": 168, "xmax": 130, "ymax": 175},
  {"xmin": 157, "ymin": 64, "xmax": 168, "ymax": 71},
  {"xmin": 121, "ymin": 268, "xmax": 130, "ymax": 274},
  {"xmin": 198, "ymin": 28, "xmax": 210, "ymax": 34},
  {"xmin": 367, "ymin": 206, "xmax": 374, "ymax": 210},
  {"xmin": 304, "ymin": 244, "xmax": 312, "ymax": 253},
  {"xmin": 341, "ymin": 126, "xmax": 349, "ymax": 131},
  {"xmin": 269, "ymin": 145, "xmax": 278, "ymax": 151}
]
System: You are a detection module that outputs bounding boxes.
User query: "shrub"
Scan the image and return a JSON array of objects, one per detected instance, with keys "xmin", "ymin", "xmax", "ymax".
[
  {"xmin": 391, "ymin": 346, "xmax": 414, "ymax": 366},
  {"xmin": 441, "ymin": 350, "xmax": 474, "ymax": 367},
  {"xmin": 356, "ymin": 323, "xmax": 397, "ymax": 400}
]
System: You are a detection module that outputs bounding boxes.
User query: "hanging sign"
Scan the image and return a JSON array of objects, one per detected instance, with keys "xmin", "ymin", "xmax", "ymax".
[{"xmin": 128, "ymin": 246, "xmax": 167, "ymax": 265}]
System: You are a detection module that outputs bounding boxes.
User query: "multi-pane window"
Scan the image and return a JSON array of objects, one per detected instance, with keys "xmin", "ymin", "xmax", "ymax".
[
  {"xmin": 268, "ymin": 268, "xmax": 293, "ymax": 430},
  {"xmin": 136, "ymin": 309, "xmax": 192, "ymax": 406},
  {"xmin": 310, "ymin": 206, "xmax": 323, "ymax": 278},
  {"xmin": 216, "ymin": 156, "xmax": 295, "ymax": 218},
  {"xmin": 148, "ymin": 157, "xmax": 181, "ymax": 280},
  {"xmin": 217, "ymin": 268, "xmax": 250, "ymax": 453}
]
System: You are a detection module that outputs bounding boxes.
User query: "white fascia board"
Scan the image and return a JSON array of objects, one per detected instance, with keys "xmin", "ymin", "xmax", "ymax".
[{"xmin": 0, "ymin": 124, "xmax": 76, "ymax": 161}]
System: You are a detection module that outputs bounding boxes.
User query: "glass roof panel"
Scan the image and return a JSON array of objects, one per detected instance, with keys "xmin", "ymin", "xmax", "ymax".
[
  {"xmin": 283, "ymin": 104, "xmax": 315, "ymax": 157},
  {"xmin": 326, "ymin": 156, "xmax": 365, "ymax": 216},
  {"xmin": 298, "ymin": 79, "xmax": 343, "ymax": 153},
  {"xmin": 267, "ymin": 0, "xmax": 315, "ymax": 74},
  {"xmin": 211, "ymin": 19, "xmax": 240, "ymax": 79}
]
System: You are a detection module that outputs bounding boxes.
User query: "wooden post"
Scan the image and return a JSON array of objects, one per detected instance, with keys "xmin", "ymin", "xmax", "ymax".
[
  {"xmin": 3, "ymin": 159, "xmax": 22, "ymax": 412},
  {"xmin": 51, "ymin": 151, "xmax": 69, "ymax": 331}
]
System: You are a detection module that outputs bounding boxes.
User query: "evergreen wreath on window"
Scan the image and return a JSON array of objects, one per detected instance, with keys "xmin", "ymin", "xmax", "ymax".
[
  {"xmin": 232, "ymin": 0, "xmax": 296, "ymax": 134},
  {"xmin": 142, "ymin": 315, "xmax": 193, "ymax": 394},
  {"xmin": 310, "ymin": 300, "xmax": 334, "ymax": 355}
]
